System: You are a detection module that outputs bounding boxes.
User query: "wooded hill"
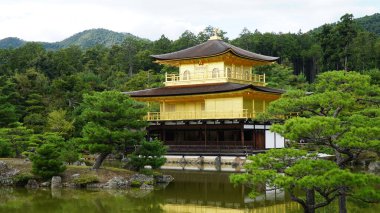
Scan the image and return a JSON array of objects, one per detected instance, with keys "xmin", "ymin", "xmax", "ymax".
[
  {"xmin": 1, "ymin": 13, "xmax": 379, "ymax": 50},
  {"xmin": 0, "ymin": 29, "xmax": 139, "ymax": 49}
]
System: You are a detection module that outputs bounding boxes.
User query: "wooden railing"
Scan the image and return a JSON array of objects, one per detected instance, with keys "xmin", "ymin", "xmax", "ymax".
[
  {"xmin": 165, "ymin": 69, "xmax": 265, "ymax": 86},
  {"xmin": 126, "ymin": 145, "xmax": 266, "ymax": 156},
  {"xmin": 146, "ymin": 109, "xmax": 254, "ymax": 121}
]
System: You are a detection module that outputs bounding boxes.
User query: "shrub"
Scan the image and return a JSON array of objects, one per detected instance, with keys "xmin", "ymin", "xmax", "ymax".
[
  {"xmin": 128, "ymin": 139, "xmax": 167, "ymax": 171},
  {"xmin": 31, "ymin": 143, "xmax": 66, "ymax": 179},
  {"xmin": 0, "ymin": 139, "xmax": 12, "ymax": 157},
  {"xmin": 13, "ymin": 173, "xmax": 36, "ymax": 187},
  {"xmin": 61, "ymin": 149, "xmax": 79, "ymax": 164}
]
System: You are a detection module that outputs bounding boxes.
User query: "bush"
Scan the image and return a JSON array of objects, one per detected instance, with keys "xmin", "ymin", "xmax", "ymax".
[
  {"xmin": 31, "ymin": 143, "xmax": 66, "ymax": 179},
  {"xmin": 13, "ymin": 173, "xmax": 36, "ymax": 187},
  {"xmin": 0, "ymin": 139, "xmax": 12, "ymax": 157},
  {"xmin": 128, "ymin": 139, "xmax": 167, "ymax": 171},
  {"xmin": 72, "ymin": 174, "xmax": 99, "ymax": 186},
  {"xmin": 61, "ymin": 149, "xmax": 79, "ymax": 164}
]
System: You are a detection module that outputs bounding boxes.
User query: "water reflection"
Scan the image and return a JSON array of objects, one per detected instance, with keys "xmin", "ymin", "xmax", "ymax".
[{"xmin": 0, "ymin": 170, "xmax": 378, "ymax": 212}]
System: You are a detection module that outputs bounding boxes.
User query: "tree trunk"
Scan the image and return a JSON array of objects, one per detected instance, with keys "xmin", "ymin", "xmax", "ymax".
[
  {"xmin": 305, "ymin": 189, "xmax": 316, "ymax": 213},
  {"xmin": 304, "ymin": 207, "xmax": 315, "ymax": 213},
  {"xmin": 339, "ymin": 188, "xmax": 347, "ymax": 213},
  {"xmin": 92, "ymin": 153, "xmax": 109, "ymax": 169}
]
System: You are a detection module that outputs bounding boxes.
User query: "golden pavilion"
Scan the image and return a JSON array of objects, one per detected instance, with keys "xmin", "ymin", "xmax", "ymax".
[{"xmin": 127, "ymin": 32, "xmax": 285, "ymax": 154}]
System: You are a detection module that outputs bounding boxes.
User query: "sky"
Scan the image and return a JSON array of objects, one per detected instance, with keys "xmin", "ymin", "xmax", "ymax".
[{"xmin": 0, "ymin": 0, "xmax": 379, "ymax": 42}]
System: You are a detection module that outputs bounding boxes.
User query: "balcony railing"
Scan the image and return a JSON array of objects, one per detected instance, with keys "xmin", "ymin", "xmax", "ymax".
[
  {"xmin": 145, "ymin": 109, "xmax": 254, "ymax": 121},
  {"xmin": 165, "ymin": 69, "xmax": 265, "ymax": 86}
]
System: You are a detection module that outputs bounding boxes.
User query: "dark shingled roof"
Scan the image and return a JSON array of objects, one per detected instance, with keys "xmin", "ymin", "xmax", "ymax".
[
  {"xmin": 151, "ymin": 39, "xmax": 279, "ymax": 62},
  {"xmin": 124, "ymin": 83, "xmax": 284, "ymax": 98}
]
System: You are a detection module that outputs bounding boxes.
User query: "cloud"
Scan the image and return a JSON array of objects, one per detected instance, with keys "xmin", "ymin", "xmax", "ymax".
[{"xmin": 0, "ymin": 0, "xmax": 378, "ymax": 42}]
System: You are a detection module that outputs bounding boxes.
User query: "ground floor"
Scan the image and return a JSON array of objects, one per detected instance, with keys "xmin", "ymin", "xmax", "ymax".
[{"xmin": 147, "ymin": 120, "xmax": 285, "ymax": 156}]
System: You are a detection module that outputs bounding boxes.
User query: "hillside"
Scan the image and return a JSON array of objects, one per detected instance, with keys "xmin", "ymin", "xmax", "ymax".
[
  {"xmin": 355, "ymin": 13, "xmax": 380, "ymax": 35},
  {"xmin": 0, "ymin": 13, "xmax": 378, "ymax": 50},
  {"xmin": 50, "ymin": 28, "xmax": 137, "ymax": 49},
  {"xmin": 0, "ymin": 28, "xmax": 139, "ymax": 50},
  {"xmin": 310, "ymin": 13, "xmax": 380, "ymax": 35},
  {"xmin": 0, "ymin": 37, "xmax": 26, "ymax": 48}
]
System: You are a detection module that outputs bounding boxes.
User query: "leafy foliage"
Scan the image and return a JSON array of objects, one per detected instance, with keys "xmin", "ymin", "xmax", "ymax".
[
  {"xmin": 128, "ymin": 139, "xmax": 167, "ymax": 171},
  {"xmin": 46, "ymin": 109, "xmax": 74, "ymax": 139},
  {"xmin": 78, "ymin": 91, "xmax": 147, "ymax": 169},
  {"xmin": 0, "ymin": 123, "xmax": 33, "ymax": 157},
  {"xmin": 31, "ymin": 143, "xmax": 66, "ymax": 179},
  {"xmin": 231, "ymin": 149, "xmax": 380, "ymax": 212}
]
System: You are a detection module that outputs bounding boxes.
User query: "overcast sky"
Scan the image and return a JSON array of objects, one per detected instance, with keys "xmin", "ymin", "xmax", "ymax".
[{"xmin": 0, "ymin": 0, "xmax": 379, "ymax": 42}]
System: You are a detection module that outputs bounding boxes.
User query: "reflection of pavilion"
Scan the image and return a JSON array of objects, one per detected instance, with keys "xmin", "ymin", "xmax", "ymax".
[
  {"xmin": 127, "ymin": 33, "xmax": 285, "ymax": 155},
  {"xmin": 158, "ymin": 170, "xmax": 300, "ymax": 212}
]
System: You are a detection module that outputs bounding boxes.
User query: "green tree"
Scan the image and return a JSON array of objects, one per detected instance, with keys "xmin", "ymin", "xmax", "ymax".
[
  {"xmin": 197, "ymin": 25, "xmax": 228, "ymax": 42},
  {"xmin": 0, "ymin": 139, "xmax": 12, "ymax": 157},
  {"xmin": 336, "ymin": 14, "xmax": 358, "ymax": 71},
  {"xmin": 128, "ymin": 139, "xmax": 167, "ymax": 171},
  {"xmin": 60, "ymin": 138, "xmax": 80, "ymax": 164},
  {"xmin": 172, "ymin": 30, "xmax": 199, "ymax": 51},
  {"xmin": 46, "ymin": 109, "xmax": 74, "ymax": 139},
  {"xmin": 78, "ymin": 91, "xmax": 147, "ymax": 169},
  {"xmin": 0, "ymin": 76, "xmax": 19, "ymax": 127},
  {"xmin": 122, "ymin": 70, "xmax": 164, "ymax": 91},
  {"xmin": 268, "ymin": 71, "xmax": 380, "ymax": 212},
  {"xmin": 0, "ymin": 123, "xmax": 33, "ymax": 157},
  {"xmin": 14, "ymin": 68, "xmax": 49, "ymax": 133},
  {"xmin": 253, "ymin": 64, "xmax": 308, "ymax": 89},
  {"xmin": 26, "ymin": 132, "xmax": 65, "ymax": 157},
  {"xmin": 231, "ymin": 149, "xmax": 380, "ymax": 213},
  {"xmin": 31, "ymin": 143, "xmax": 66, "ymax": 179}
]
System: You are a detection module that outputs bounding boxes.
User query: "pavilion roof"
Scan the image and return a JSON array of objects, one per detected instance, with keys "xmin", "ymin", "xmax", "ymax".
[
  {"xmin": 151, "ymin": 39, "xmax": 279, "ymax": 62},
  {"xmin": 124, "ymin": 83, "xmax": 284, "ymax": 98}
]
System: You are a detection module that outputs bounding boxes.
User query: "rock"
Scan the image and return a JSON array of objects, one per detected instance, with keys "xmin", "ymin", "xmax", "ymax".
[
  {"xmin": 103, "ymin": 176, "xmax": 128, "ymax": 189},
  {"xmin": 40, "ymin": 181, "xmax": 51, "ymax": 187},
  {"xmin": 155, "ymin": 175, "xmax": 174, "ymax": 183},
  {"xmin": 232, "ymin": 157, "xmax": 244, "ymax": 167},
  {"xmin": 51, "ymin": 176, "xmax": 62, "ymax": 188},
  {"xmin": 140, "ymin": 183, "xmax": 154, "ymax": 190},
  {"xmin": 86, "ymin": 183, "xmax": 104, "ymax": 189},
  {"xmin": 368, "ymin": 161, "xmax": 380, "ymax": 172},
  {"xmin": 25, "ymin": 179, "xmax": 39, "ymax": 189},
  {"xmin": 128, "ymin": 188, "xmax": 153, "ymax": 198},
  {"xmin": 63, "ymin": 182, "xmax": 77, "ymax": 188},
  {"xmin": 0, "ymin": 161, "xmax": 19, "ymax": 186},
  {"xmin": 144, "ymin": 165, "xmax": 152, "ymax": 169},
  {"xmin": 71, "ymin": 174, "xmax": 80, "ymax": 179},
  {"xmin": 72, "ymin": 161, "xmax": 86, "ymax": 166},
  {"xmin": 51, "ymin": 188, "xmax": 62, "ymax": 198},
  {"xmin": 129, "ymin": 174, "xmax": 154, "ymax": 186}
]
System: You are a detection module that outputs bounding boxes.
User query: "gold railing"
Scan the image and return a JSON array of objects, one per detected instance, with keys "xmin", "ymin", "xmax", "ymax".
[
  {"xmin": 165, "ymin": 70, "xmax": 265, "ymax": 86},
  {"xmin": 146, "ymin": 109, "xmax": 254, "ymax": 121}
]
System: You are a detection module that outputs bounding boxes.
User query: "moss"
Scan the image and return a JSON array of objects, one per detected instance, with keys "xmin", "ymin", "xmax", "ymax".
[
  {"xmin": 130, "ymin": 180, "xmax": 142, "ymax": 187},
  {"xmin": 72, "ymin": 175, "xmax": 99, "ymax": 186},
  {"xmin": 140, "ymin": 169, "xmax": 161, "ymax": 176},
  {"xmin": 143, "ymin": 180, "xmax": 154, "ymax": 185}
]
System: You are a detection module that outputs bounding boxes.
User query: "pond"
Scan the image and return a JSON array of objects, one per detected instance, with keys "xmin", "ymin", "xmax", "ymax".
[{"xmin": 0, "ymin": 169, "xmax": 378, "ymax": 213}]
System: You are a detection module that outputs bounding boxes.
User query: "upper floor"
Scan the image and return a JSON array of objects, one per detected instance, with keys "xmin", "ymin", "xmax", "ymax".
[
  {"xmin": 152, "ymin": 38, "xmax": 278, "ymax": 87},
  {"xmin": 164, "ymin": 60, "xmax": 266, "ymax": 87}
]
